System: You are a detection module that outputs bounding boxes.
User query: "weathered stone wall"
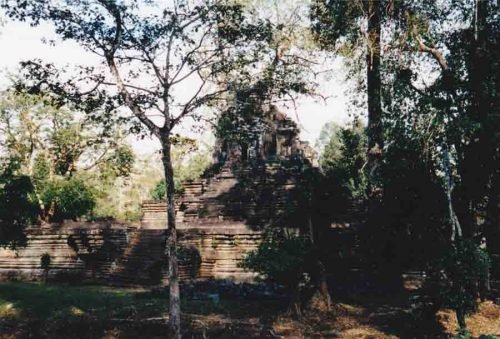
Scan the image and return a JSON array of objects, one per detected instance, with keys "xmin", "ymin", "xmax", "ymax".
[
  {"xmin": 178, "ymin": 222, "xmax": 261, "ymax": 282},
  {"xmin": 0, "ymin": 222, "xmax": 131, "ymax": 282},
  {"xmin": 0, "ymin": 219, "xmax": 261, "ymax": 285}
]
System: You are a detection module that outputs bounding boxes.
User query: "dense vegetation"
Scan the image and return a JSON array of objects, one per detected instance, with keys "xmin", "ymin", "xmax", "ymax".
[{"xmin": 0, "ymin": 92, "xmax": 135, "ymax": 245}]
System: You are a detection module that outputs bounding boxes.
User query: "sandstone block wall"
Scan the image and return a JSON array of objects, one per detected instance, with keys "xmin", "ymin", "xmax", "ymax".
[
  {"xmin": 0, "ymin": 220, "xmax": 262, "ymax": 285},
  {"xmin": 178, "ymin": 222, "xmax": 261, "ymax": 282},
  {"xmin": 0, "ymin": 223, "xmax": 130, "ymax": 282}
]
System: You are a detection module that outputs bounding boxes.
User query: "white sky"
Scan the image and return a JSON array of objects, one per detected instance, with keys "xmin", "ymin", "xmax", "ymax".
[{"xmin": 0, "ymin": 18, "xmax": 352, "ymax": 155}]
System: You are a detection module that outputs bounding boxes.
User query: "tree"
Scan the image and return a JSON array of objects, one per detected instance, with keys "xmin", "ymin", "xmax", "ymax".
[
  {"xmin": 315, "ymin": 121, "xmax": 342, "ymax": 156},
  {"xmin": 311, "ymin": 0, "xmax": 383, "ymax": 203},
  {"xmin": 93, "ymin": 152, "xmax": 165, "ymax": 222},
  {"xmin": 40, "ymin": 178, "xmax": 96, "ymax": 222},
  {"xmin": 310, "ymin": 4, "xmax": 497, "ymax": 330},
  {"xmin": 320, "ymin": 119, "xmax": 367, "ymax": 199},
  {"xmin": 0, "ymin": 91, "xmax": 133, "ymax": 222},
  {"xmin": 0, "ymin": 165, "xmax": 37, "ymax": 248},
  {"xmin": 404, "ymin": 2, "xmax": 497, "ymax": 330},
  {"xmin": 379, "ymin": 0, "xmax": 498, "ymax": 243},
  {"xmin": 215, "ymin": 0, "xmax": 324, "ymax": 157},
  {"xmin": 376, "ymin": 0, "xmax": 500, "ymax": 329},
  {"xmin": 0, "ymin": 1, "xmax": 289, "ymax": 336},
  {"xmin": 214, "ymin": 0, "xmax": 334, "ymax": 313}
]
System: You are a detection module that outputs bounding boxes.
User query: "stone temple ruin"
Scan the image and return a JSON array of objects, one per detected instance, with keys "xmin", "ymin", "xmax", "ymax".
[{"xmin": 0, "ymin": 107, "xmax": 317, "ymax": 285}]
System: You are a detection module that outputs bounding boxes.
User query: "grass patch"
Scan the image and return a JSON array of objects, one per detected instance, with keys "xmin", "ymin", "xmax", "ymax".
[
  {"xmin": 0, "ymin": 281, "xmax": 282, "ymax": 321},
  {"xmin": 0, "ymin": 281, "xmax": 284, "ymax": 338},
  {"xmin": 0, "ymin": 281, "xmax": 167, "ymax": 321}
]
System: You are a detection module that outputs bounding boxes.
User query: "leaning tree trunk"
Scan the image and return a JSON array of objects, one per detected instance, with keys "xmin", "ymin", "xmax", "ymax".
[{"xmin": 160, "ymin": 136, "xmax": 181, "ymax": 339}]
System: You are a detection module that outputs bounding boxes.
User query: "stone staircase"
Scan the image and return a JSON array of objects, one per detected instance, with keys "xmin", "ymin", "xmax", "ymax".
[
  {"xmin": 142, "ymin": 161, "xmax": 307, "ymax": 226},
  {"xmin": 108, "ymin": 229, "xmax": 168, "ymax": 286},
  {"xmin": 176, "ymin": 161, "xmax": 304, "ymax": 223}
]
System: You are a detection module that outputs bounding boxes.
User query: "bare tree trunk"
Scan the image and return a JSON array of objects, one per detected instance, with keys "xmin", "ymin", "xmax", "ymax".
[
  {"xmin": 364, "ymin": 0, "xmax": 389, "ymax": 281},
  {"xmin": 161, "ymin": 137, "xmax": 181, "ymax": 339},
  {"xmin": 485, "ymin": 167, "xmax": 499, "ymax": 249},
  {"xmin": 474, "ymin": 0, "xmax": 500, "ymax": 255},
  {"xmin": 366, "ymin": 0, "xmax": 383, "ymax": 200},
  {"xmin": 456, "ymin": 308, "xmax": 467, "ymax": 332},
  {"xmin": 307, "ymin": 215, "xmax": 332, "ymax": 312},
  {"xmin": 316, "ymin": 261, "xmax": 332, "ymax": 311},
  {"xmin": 289, "ymin": 283, "xmax": 302, "ymax": 318},
  {"xmin": 443, "ymin": 146, "xmax": 462, "ymax": 242},
  {"xmin": 459, "ymin": 0, "xmax": 491, "ymax": 238}
]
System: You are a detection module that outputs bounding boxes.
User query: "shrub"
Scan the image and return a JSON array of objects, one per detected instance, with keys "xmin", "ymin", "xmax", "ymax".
[
  {"xmin": 241, "ymin": 233, "xmax": 308, "ymax": 287},
  {"xmin": 425, "ymin": 239, "xmax": 491, "ymax": 330},
  {"xmin": 241, "ymin": 232, "xmax": 309, "ymax": 315},
  {"xmin": 0, "ymin": 172, "xmax": 39, "ymax": 248},
  {"xmin": 40, "ymin": 253, "xmax": 51, "ymax": 282},
  {"xmin": 150, "ymin": 179, "xmax": 184, "ymax": 200},
  {"xmin": 178, "ymin": 245, "xmax": 201, "ymax": 279},
  {"xmin": 40, "ymin": 253, "xmax": 51, "ymax": 271}
]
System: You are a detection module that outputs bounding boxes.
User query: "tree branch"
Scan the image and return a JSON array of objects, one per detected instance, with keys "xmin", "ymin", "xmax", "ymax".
[
  {"xmin": 416, "ymin": 36, "xmax": 448, "ymax": 71},
  {"xmin": 170, "ymin": 30, "xmax": 212, "ymax": 85},
  {"xmin": 172, "ymin": 85, "xmax": 228, "ymax": 127},
  {"xmin": 82, "ymin": 148, "xmax": 108, "ymax": 171},
  {"xmin": 101, "ymin": 81, "xmax": 158, "ymax": 96},
  {"xmin": 97, "ymin": 1, "xmax": 160, "ymax": 137},
  {"xmin": 107, "ymin": 54, "xmax": 160, "ymax": 137},
  {"xmin": 97, "ymin": 0, "xmax": 122, "ymax": 55},
  {"xmin": 121, "ymin": 25, "xmax": 165, "ymax": 87}
]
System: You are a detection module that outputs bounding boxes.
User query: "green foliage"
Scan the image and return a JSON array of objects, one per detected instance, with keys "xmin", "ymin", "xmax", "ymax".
[
  {"xmin": 310, "ymin": 0, "xmax": 363, "ymax": 49},
  {"xmin": 0, "ymin": 171, "xmax": 38, "ymax": 248},
  {"xmin": 319, "ymin": 118, "xmax": 367, "ymax": 202},
  {"xmin": 455, "ymin": 330, "xmax": 472, "ymax": 339},
  {"xmin": 91, "ymin": 154, "xmax": 163, "ymax": 222},
  {"xmin": 151, "ymin": 179, "xmax": 182, "ymax": 200},
  {"xmin": 50, "ymin": 123, "xmax": 82, "ymax": 176},
  {"xmin": 150, "ymin": 146, "xmax": 211, "ymax": 201},
  {"xmin": 0, "ymin": 92, "xmax": 135, "ymax": 222},
  {"xmin": 315, "ymin": 121, "xmax": 342, "ymax": 154},
  {"xmin": 32, "ymin": 153, "xmax": 50, "ymax": 185},
  {"xmin": 426, "ymin": 239, "xmax": 491, "ymax": 318},
  {"xmin": 106, "ymin": 146, "xmax": 135, "ymax": 178},
  {"xmin": 241, "ymin": 232, "xmax": 308, "ymax": 288},
  {"xmin": 41, "ymin": 178, "xmax": 95, "ymax": 222}
]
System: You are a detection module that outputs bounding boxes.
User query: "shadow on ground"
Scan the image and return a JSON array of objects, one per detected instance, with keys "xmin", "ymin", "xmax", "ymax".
[{"xmin": 2, "ymin": 280, "xmax": 497, "ymax": 338}]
